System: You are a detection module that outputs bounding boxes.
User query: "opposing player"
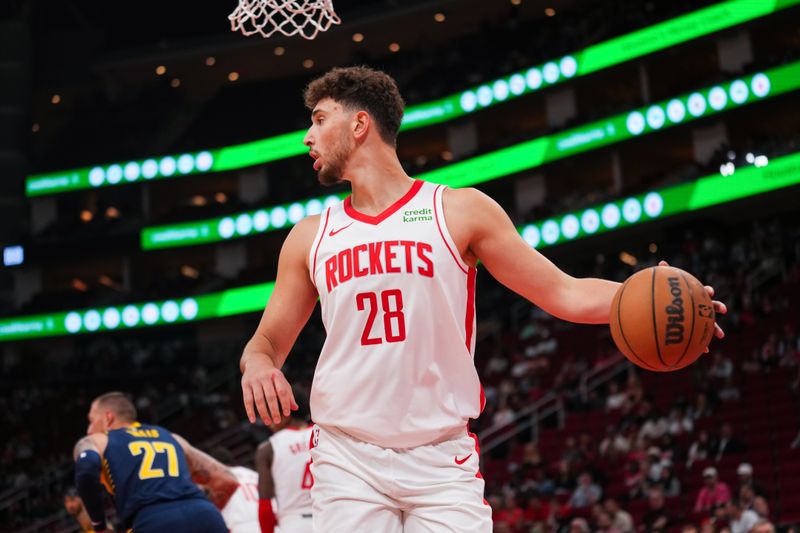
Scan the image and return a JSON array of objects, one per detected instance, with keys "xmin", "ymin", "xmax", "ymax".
[
  {"xmin": 255, "ymin": 390, "xmax": 314, "ymax": 533},
  {"xmin": 239, "ymin": 67, "xmax": 727, "ymax": 531},
  {"xmin": 73, "ymin": 392, "xmax": 228, "ymax": 533}
]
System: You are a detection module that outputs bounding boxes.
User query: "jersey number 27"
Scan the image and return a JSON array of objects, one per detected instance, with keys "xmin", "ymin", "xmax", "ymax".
[{"xmin": 128, "ymin": 441, "xmax": 179, "ymax": 480}]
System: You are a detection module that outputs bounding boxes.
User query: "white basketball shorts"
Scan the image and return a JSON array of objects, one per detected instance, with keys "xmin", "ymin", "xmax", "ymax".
[{"xmin": 308, "ymin": 425, "xmax": 492, "ymax": 532}]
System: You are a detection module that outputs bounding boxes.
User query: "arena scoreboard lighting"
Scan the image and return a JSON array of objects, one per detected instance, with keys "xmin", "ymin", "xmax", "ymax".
[
  {"xmin": 140, "ymin": 60, "xmax": 800, "ymax": 250},
  {"xmin": 4, "ymin": 150, "xmax": 800, "ymax": 342},
  {"xmin": 25, "ymin": 0, "xmax": 800, "ymax": 197}
]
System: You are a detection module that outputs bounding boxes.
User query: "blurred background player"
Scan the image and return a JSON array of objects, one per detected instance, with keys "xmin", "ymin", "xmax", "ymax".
[
  {"xmin": 63, "ymin": 487, "xmax": 114, "ymax": 532},
  {"xmin": 73, "ymin": 391, "xmax": 228, "ymax": 533},
  {"xmin": 255, "ymin": 389, "xmax": 313, "ymax": 533},
  {"xmin": 204, "ymin": 446, "xmax": 263, "ymax": 533}
]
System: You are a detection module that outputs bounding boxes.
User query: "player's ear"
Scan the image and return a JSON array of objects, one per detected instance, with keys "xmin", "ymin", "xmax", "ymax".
[{"xmin": 353, "ymin": 110, "xmax": 370, "ymax": 140}]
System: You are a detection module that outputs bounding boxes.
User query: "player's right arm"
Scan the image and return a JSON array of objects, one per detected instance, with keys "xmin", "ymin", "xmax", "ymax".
[
  {"xmin": 255, "ymin": 441, "xmax": 278, "ymax": 532},
  {"xmin": 172, "ymin": 434, "xmax": 239, "ymax": 510},
  {"xmin": 73, "ymin": 434, "xmax": 109, "ymax": 533},
  {"xmin": 241, "ymin": 215, "xmax": 320, "ymax": 426}
]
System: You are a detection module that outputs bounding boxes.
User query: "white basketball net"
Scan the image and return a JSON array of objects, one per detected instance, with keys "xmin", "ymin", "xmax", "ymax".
[{"xmin": 229, "ymin": 0, "xmax": 341, "ymax": 40}]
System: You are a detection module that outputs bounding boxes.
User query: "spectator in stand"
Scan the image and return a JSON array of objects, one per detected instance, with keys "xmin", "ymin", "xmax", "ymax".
[
  {"xmin": 751, "ymin": 520, "xmax": 776, "ymax": 533},
  {"xmin": 569, "ymin": 472, "xmax": 603, "ymax": 508},
  {"xmin": 687, "ymin": 430, "xmax": 712, "ymax": 468},
  {"xmin": 688, "ymin": 392, "xmax": 714, "ymax": 421},
  {"xmin": 639, "ymin": 488, "xmax": 672, "ymax": 533},
  {"xmin": 523, "ymin": 491, "xmax": 550, "ymax": 526},
  {"xmin": 604, "ymin": 498, "xmax": 634, "ymax": 533},
  {"xmin": 639, "ymin": 413, "xmax": 668, "ymax": 446},
  {"xmin": 595, "ymin": 509, "xmax": 623, "ymax": 533},
  {"xmin": 562, "ymin": 436, "xmax": 585, "ymax": 465},
  {"xmin": 718, "ymin": 377, "xmax": 741, "ymax": 402},
  {"xmin": 708, "ymin": 352, "xmax": 734, "ymax": 380},
  {"xmin": 726, "ymin": 499, "xmax": 759, "ymax": 533},
  {"xmin": 741, "ymin": 350, "xmax": 763, "ymax": 374},
  {"xmin": 569, "ymin": 517, "xmax": 591, "ymax": 533},
  {"xmin": 600, "ymin": 424, "xmax": 631, "ymax": 459},
  {"xmin": 624, "ymin": 460, "xmax": 644, "ymax": 500},
  {"xmin": 494, "ymin": 493, "xmax": 524, "ymax": 531},
  {"xmin": 738, "ymin": 485, "xmax": 770, "ymax": 518},
  {"xmin": 658, "ymin": 460, "xmax": 681, "ymax": 497},
  {"xmin": 554, "ymin": 459, "xmax": 576, "ymax": 495},
  {"xmin": 736, "ymin": 463, "xmax": 766, "ymax": 497},
  {"xmin": 667, "ymin": 407, "xmax": 694, "ymax": 436},
  {"xmin": 713, "ymin": 423, "xmax": 746, "ymax": 461},
  {"xmin": 606, "ymin": 381, "xmax": 628, "ymax": 411},
  {"xmin": 695, "ymin": 467, "xmax": 732, "ymax": 512},
  {"xmin": 578, "ymin": 432, "xmax": 597, "ymax": 464}
]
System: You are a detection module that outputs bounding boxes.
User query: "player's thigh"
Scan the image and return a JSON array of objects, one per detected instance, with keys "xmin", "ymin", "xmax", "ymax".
[
  {"xmin": 310, "ymin": 429, "xmax": 402, "ymax": 533},
  {"xmin": 399, "ymin": 434, "xmax": 492, "ymax": 533}
]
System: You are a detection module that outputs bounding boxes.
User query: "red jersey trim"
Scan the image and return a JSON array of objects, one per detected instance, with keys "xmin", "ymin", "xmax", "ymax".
[
  {"xmin": 468, "ymin": 430, "xmax": 490, "ymax": 507},
  {"xmin": 464, "ymin": 267, "xmax": 476, "ymax": 351},
  {"xmin": 433, "ymin": 184, "xmax": 469, "ymax": 275},
  {"xmin": 343, "ymin": 179, "xmax": 423, "ymax": 225},
  {"xmin": 310, "ymin": 208, "xmax": 331, "ymax": 289}
]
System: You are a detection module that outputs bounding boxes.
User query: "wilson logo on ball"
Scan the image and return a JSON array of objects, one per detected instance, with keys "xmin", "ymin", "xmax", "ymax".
[{"xmin": 664, "ymin": 276, "xmax": 685, "ymax": 345}]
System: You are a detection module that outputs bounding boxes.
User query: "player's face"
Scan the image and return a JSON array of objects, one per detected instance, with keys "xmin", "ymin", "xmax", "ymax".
[
  {"xmin": 304, "ymin": 98, "xmax": 355, "ymax": 186},
  {"xmin": 63, "ymin": 495, "xmax": 83, "ymax": 515},
  {"xmin": 86, "ymin": 401, "xmax": 108, "ymax": 434}
]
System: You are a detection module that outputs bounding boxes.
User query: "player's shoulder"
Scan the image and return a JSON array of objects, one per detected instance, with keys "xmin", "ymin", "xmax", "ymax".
[
  {"xmin": 283, "ymin": 214, "xmax": 322, "ymax": 251},
  {"xmin": 441, "ymin": 186, "xmax": 494, "ymax": 210},
  {"xmin": 74, "ymin": 433, "xmax": 108, "ymax": 459}
]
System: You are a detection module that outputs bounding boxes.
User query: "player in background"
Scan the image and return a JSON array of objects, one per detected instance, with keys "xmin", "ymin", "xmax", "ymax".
[
  {"xmin": 63, "ymin": 488, "xmax": 114, "ymax": 532},
  {"xmin": 239, "ymin": 67, "xmax": 727, "ymax": 531},
  {"xmin": 255, "ymin": 390, "xmax": 313, "ymax": 533},
  {"xmin": 204, "ymin": 446, "xmax": 263, "ymax": 533},
  {"xmin": 73, "ymin": 392, "xmax": 228, "ymax": 533}
]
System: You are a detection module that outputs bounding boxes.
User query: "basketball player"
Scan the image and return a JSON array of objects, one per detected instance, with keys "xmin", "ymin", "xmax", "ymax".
[
  {"xmin": 239, "ymin": 66, "xmax": 727, "ymax": 532},
  {"xmin": 73, "ymin": 392, "xmax": 228, "ymax": 533},
  {"xmin": 63, "ymin": 488, "xmax": 114, "ymax": 532},
  {"xmin": 255, "ymin": 390, "xmax": 314, "ymax": 533}
]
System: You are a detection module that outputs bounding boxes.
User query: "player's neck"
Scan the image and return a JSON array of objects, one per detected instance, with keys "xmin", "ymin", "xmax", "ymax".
[{"xmin": 345, "ymin": 144, "xmax": 413, "ymax": 216}]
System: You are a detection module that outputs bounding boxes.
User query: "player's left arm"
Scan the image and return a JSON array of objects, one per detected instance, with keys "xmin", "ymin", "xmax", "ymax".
[
  {"xmin": 446, "ymin": 188, "xmax": 726, "ymax": 332},
  {"xmin": 172, "ymin": 434, "xmax": 238, "ymax": 510},
  {"xmin": 73, "ymin": 436, "xmax": 109, "ymax": 533},
  {"xmin": 255, "ymin": 441, "xmax": 278, "ymax": 532}
]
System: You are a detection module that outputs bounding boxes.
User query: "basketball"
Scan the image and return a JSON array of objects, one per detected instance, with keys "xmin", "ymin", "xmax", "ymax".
[{"xmin": 610, "ymin": 266, "xmax": 715, "ymax": 371}]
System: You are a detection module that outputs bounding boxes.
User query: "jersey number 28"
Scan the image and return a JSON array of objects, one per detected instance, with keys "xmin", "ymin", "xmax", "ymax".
[{"xmin": 356, "ymin": 289, "xmax": 406, "ymax": 346}]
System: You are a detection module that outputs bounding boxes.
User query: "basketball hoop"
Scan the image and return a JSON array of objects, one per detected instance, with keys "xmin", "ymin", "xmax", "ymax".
[{"xmin": 229, "ymin": 0, "xmax": 341, "ymax": 40}]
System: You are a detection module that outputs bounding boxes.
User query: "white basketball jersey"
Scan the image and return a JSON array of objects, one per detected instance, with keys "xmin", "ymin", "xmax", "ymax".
[
  {"xmin": 221, "ymin": 466, "xmax": 260, "ymax": 531},
  {"xmin": 270, "ymin": 426, "xmax": 314, "ymax": 519},
  {"xmin": 308, "ymin": 180, "xmax": 485, "ymax": 449}
]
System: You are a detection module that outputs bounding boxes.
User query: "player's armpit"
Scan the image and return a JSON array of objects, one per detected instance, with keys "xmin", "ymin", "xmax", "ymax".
[{"xmin": 444, "ymin": 187, "xmax": 619, "ymax": 324}]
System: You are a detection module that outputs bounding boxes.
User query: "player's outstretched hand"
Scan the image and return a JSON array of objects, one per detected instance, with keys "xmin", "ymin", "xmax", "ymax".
[
  {"xmin": 658, "ymin": 260, "xmax": 727, "ymax": 350},
  {"xmin": 241, "ymin": 355, "xmax": 298, "ymax": 426}
]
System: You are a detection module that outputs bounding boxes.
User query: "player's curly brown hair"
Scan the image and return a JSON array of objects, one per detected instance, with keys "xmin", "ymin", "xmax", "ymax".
[{"xmin": 303, "ymin": 66, "xmax": 405, "ymax": 146}]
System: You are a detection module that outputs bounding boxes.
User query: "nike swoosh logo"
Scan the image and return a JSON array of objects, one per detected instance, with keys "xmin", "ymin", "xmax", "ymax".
[
  {"xmin": 454, "ymin": 453, "xmax": 472, "ymax": 465},
  {"xmin": 328, "ymin": 222, "xmax": 354, "ymax": 237}
]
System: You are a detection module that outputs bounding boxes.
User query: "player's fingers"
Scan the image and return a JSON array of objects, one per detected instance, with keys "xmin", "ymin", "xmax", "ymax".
[
  {"xmin": 241, "ymin": 381, "xmax": 256, "ymax": 424},
  {"xmin": 275, "ymin": 377, "xmax": 295, "ymax": 417},
  {"xmin": 658, "ymin": 260, "xmax": 669, "ymax": 267},
  {"xmin": 712, "ymin": 299, "xmax": 727, "ymax": 315},
  {"xmin": 253, "ymin": 382, "xmax": 272, "ymax": 426},
  {"xmin": 714, "ymin": 322, "xmax": 725, "ymax": 339},
  {"xmin": 704, "ymin": 285, "xmax": 715, "ymax": 298},
  {"xmin": 264, "ymin": 378, "xmax": 283, "ymax": 425}
]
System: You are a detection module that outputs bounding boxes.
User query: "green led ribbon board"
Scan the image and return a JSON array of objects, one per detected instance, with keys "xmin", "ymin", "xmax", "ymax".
[
  {"xmin": 25, "ymin": 0, "xmax": 799, "ymax": 197},
  {"xmin": 4, "ymin": 150, "xmax": 800, "ymax": 342},
  {"xmin": 140, "ymin": 61, "xmax": 800, "ymax": 250}
]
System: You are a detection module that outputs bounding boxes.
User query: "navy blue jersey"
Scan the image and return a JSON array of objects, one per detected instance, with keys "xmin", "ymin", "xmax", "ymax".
[{"xmin": 101, "ymin": 423, "xmax": 204, "ymax": 523}]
